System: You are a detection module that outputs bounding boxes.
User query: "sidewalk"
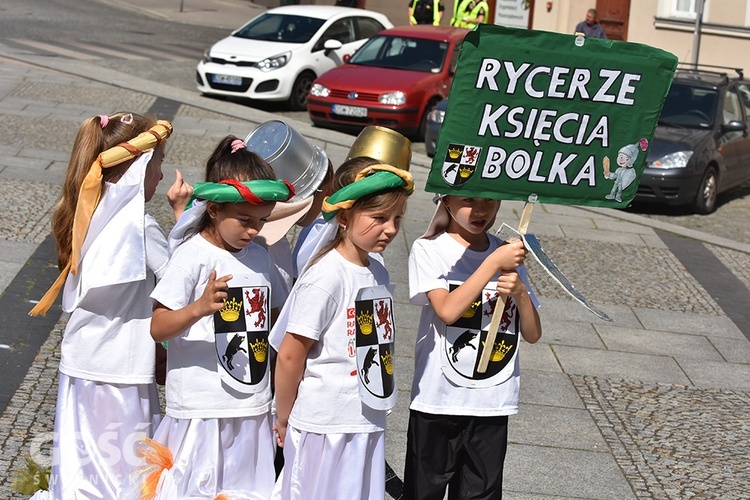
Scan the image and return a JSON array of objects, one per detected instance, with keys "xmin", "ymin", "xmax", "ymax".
[
  {"xmin": 1, "ymin": 1, "xmax": 750, "ymax": 497},
  {"xmin": 108, "ymin": 0, "xmax": 265, "ymax": 30}
]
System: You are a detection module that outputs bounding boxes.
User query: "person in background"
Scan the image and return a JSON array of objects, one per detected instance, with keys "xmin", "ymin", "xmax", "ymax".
[
  {"xmin": 451, "ymin": 0, "xmax": 488, "ymax": 28},
  {"xmin": 409, "ymin": 0, "xmax": 445, "ymax": 25},
  {"xmin": 575, "ymin": 8, "xmax": 608, "ymax": 39}
]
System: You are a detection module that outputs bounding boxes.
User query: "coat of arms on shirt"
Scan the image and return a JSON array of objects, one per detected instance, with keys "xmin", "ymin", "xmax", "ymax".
[
  {"xmin": 355, "ymin": 285, "xmax": 397, "ymax": 411},
  {"xmin": 214, "ymin": 284, "xmax": 270, "ymax": 393},
  {"xmin": 441, "ymin": 143, "xmax": 481, "ymax": 187},
  {"xmin": 441, "ymin": 281, "xmax": 518, "ymax": 388}
]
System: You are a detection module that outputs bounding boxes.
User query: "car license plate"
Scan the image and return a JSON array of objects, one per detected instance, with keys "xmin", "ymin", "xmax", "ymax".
[
  {"xmin": 332, "ymin": 104, "xmax": 368, "ymax": 118},
  {"xmin": 211, "ymin": 74, "xmax": 242, "ymax": 86}
]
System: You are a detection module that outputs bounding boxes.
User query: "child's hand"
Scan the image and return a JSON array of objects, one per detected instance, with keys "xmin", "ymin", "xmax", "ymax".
[
  {"xmin": 491, "ymin": 239, "xmax": 527, "ymax": 271},
  {"xmin": 167, "ymin": 168, "xmax": 193, "ymax": 221},
  {"xmin": 274, "ymin": 420, "xmax": 287, "ymax": 448},
  {"xmin": 496, "ymin": 270, "xmax": 527, "ymax": 298},
  {"xmin": 197, "ymin": 270, "xmax": 232, "ymax": 317}
]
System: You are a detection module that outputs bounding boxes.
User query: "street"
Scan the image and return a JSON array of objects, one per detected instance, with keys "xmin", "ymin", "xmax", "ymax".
[{"xmin": 1, "ymin": 0, "xmax": 750, "ymax": 498}]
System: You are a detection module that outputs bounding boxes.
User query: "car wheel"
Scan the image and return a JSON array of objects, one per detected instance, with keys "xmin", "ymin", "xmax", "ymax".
[
  {"xmin": 288, "ymin": 71, "xmax": 315, "ymax": 111},
  {"xmin": 417, "ymin": 98, "xmax": 440, "ymax": 142},
  {"xmin": 692, "ymin": 166, "xmax": 718, "ymax": 214}
]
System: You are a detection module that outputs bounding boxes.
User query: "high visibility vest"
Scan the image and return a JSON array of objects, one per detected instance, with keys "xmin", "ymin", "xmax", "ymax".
[
  {"xmin": 451, "ymin": 0, "xmax": 488, "ymax": 28},
  {"xmin": 410, "ymin": 0, "xmax": 442, "ymax": 26}
]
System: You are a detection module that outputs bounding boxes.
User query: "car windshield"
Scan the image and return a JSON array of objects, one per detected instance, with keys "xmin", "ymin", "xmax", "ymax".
[
  {"xmin": 233, "ymin": 14, "xmax": 325, "ymax": 43},
  {"xmin": 349, "ymin": 35, "xmax": 448, "ymax": 73},
  {"xmin": 658, "ymin": 82, "xmax": 718, "ymax": 130}
]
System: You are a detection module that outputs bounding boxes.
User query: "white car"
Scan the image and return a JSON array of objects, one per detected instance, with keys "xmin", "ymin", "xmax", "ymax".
[{"xmin": 196, "ymin": 5, "xmax": 392, "ymax": 110}]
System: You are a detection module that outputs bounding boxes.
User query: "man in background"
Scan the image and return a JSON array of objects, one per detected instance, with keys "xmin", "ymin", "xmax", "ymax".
[
  {"xmin": 575, "ymin": 8, "xmax": 607, "ymax": 38},
  {"xmin": 409, "ymin": 0, "xmax": 445, "ymax": 25},
  {"xmin": 450, "ymin": 0, "xmax": 488, "ymax": 28}
]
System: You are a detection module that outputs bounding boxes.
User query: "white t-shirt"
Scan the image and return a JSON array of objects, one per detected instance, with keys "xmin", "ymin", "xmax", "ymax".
[
  {"xmin": 293, "ymin": 218, "xmax": 385, "ymax": 279},
  {"xmin": 265, "ymin": 237, "xmax": 293, "ymax": 295},
  {"xmin": 408, "ymin": 232, "xmax": 539, "ymax": 417},
  {"xmin": 60, "ymin": 214, "xmax": 168, "ymax": 384},
  {"xmin": 151, "ymin": 234, "xmax": 287, "ymax": 419},
  {"xmin": 270, "ymin": 249, "xmax": 389, "ymax": 434}
]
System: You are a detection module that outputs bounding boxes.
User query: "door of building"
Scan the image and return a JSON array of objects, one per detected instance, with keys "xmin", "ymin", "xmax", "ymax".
[{"xmin": 596, "ymin": 0, "xmax": 630, "ymax": 40}]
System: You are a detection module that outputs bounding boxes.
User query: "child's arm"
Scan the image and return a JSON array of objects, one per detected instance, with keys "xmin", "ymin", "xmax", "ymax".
[
  {"xmin": 274, "ymin": 332, "xmax": 315, "ymax": 447},
  {"xmin": 427, "ymin": 240, "xmax": 527, "ymax": 325},
  {"xmin": 151, "ymin": 270, "xmax": 232, "ymax": 343},
  {"xmin": 167, "ymin": 168, "xmax": 193, "ymax": 222},
  {"xmin": 497, "ymin": 270, "xmax": 542, "ymax": 344}
]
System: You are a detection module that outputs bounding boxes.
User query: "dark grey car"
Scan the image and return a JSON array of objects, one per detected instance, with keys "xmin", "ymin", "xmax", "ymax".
[
  {"xmin": 636, "ymin": 66, "xmax": 750, "ymax": 214},
  {"xmin": 424, "ymin": 97, "xmax": 447, "ymax": 158}
]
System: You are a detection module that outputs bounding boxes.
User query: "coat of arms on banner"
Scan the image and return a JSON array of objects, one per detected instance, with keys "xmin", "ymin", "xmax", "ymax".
[
  {"xmin": 441, "ymin": 143, "xmax": 482, "ymax": 186},
  {"xmin": 355, "ymin": 285, "xmax": 397, "ymax": 411},
  {"xmin": 441, "ymin": 281, "xmax": 519, "ymax": 388},
  {"xmin": 214, "ymin": 284, "xmax": 270, "ymax": 393}
]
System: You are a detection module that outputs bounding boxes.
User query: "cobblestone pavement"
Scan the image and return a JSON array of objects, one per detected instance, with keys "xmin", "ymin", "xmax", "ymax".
[
  {"xmin": 2, "ymin": 55, "xmax": 750, "ymax": 499},
  {"xmin": 525, "ymin": 236, "xmax": 724, "ymax": 316},
  {"xmin": 572, "ymin": 376, "xmax": 750, "ymax": 499},
  {"xmin": 1, "ymin": 320, "xmax": 61, "ymax": 495}
]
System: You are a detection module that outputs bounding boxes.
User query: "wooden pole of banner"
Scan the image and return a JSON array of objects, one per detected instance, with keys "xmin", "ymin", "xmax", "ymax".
[{"xmin": 477, "ymin": 194, "xmax": 537, "ymax": 373}]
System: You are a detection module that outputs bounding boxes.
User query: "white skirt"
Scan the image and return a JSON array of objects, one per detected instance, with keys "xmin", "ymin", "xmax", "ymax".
[
  {"xmin": 45, "ymin": 373, "xmax": 160, "ymax": 499},
  {"xmin": 142, "ymin": 413, "xmax": 276, "ymax": 499},
  {"xmin": 273, "ymin": 426, "xmax": 385, "ymax": 500}
]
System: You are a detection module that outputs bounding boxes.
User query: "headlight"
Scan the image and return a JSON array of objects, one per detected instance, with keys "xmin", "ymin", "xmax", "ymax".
[
  {"xmin": 257, "ymin": 52, "xmax": 290, "ymax": 71},
  {"xmin": 380, "ymin": 92, "xmax": 406, "ymax": 106},
  {"xmin": 310, "ymin": 83, "xmax": 330, "ymax": 98},
  {"xmin": 650, "ymin": 151, "xmax": 693, "ymax": 169},
  {"xmin": 202, "ymin": 49, "xmax": 212, "ymax": 63},
  {"xmin": 428, "ymin": 108, "xmax": 445, "ymax": 124}
]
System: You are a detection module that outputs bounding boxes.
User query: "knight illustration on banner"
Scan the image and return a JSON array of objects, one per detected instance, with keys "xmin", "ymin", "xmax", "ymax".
[{"xmin": 603, "ymin": 138, "xmax": 649, "ymax": 203}]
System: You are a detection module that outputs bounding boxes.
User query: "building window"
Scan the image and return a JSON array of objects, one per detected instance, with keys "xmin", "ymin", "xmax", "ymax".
[
  {"xmin": 674, "ymin": 0, "xmax": 696, "ymax": 18},
  {"xmin": 662, "ymin": 0, "xmax": 709, "ymax": 21}
]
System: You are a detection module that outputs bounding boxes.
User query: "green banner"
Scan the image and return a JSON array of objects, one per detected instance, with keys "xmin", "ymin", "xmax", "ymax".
[{"xmin": 426, "ymin": 25, "xmax": 678, "ymax": 207}]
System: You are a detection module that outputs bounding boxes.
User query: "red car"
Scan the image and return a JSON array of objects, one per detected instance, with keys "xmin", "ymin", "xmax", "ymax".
[{"xmin": 308, "ymin": 25, "xmax": 468, "ymax": 140}]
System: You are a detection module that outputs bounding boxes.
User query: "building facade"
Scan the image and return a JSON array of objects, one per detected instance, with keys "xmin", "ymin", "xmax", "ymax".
[{"xmin": 265, "ymin": 0, "xmax": 749, "ymax": 75}]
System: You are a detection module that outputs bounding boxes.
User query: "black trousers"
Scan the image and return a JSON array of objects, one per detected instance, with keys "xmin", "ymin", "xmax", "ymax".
[{"xmin": 403, "ymin": 410, "xmax": 508, "ymax": 500}]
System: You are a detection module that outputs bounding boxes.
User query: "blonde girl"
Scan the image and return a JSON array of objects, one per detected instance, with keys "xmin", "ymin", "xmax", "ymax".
[
  {"xmin": 271, "ymin": 157, "xmax": 414, "ymax": 499},
  {"xmin": 30, "ymin": 112, "xmax": 172, "ymax": 499}
]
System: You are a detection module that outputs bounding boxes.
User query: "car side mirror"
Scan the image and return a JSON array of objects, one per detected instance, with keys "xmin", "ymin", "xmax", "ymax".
[
  {"xmin": 323, "ymin": 39, "xmax": 343, "ymax": 53},
  {"xmin": 343, "ymin": 53, "xmax": 351, "ymax": 63},
  {"xmin": 722, "ymin": 120, "xmax": 747, "ymax": 133}
]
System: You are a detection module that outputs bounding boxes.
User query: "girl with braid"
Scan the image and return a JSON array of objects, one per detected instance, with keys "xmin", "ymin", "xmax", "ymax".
[
  {"xmin": 128, "ymin": 136, "xmax": 293, "ymax": 499},
  {"xmin": 271, "ymin": 157, "xmax": 414, "ymax": 499},
  {"xmin": 29, "ymin": 113, "xmax": 173, "ymax": 499}
]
